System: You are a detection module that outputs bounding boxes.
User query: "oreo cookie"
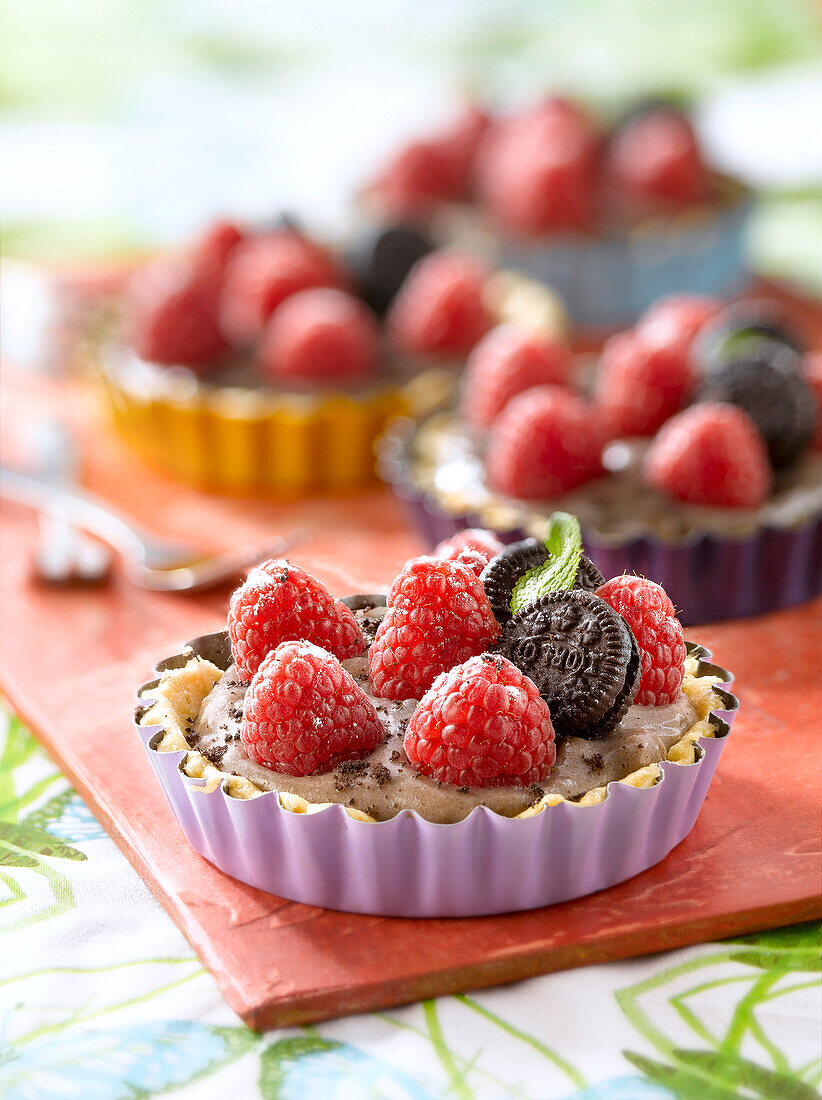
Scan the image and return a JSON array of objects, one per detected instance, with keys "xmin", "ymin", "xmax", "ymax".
[
  {"xmin": 481, "ymin": 540, "xmax": 605, "ymax": 625},
  {"xmin": 698, "ymin": 356, "xmax": 817, "ymax": 470},
  {"xmin": 575, "ymin": 555, "xmax": 606, "ymax": 593},
  {"xmin": 497, "ymin": 590, "xmax": 640, "ymax": 739},
  {"xmin": 695, "ymin": 301, "xmax": 805, "ymax": 375},
  {"xmin": 345, "ymin": 225, "xmax": 434, "ymax": 317}
]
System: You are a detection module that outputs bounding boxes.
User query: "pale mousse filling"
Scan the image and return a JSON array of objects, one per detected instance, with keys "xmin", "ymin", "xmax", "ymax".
[{"xmin": 190, "ymin": 605, "xmax": 699, "ymax": 824}]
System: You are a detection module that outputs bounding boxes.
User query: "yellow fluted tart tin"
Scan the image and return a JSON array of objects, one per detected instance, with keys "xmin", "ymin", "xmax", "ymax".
[
  {"xmin": 96, "ymin": 346, "xmax": 457, "ymax": 497},
  {"xmin": 94, "ymin": 271, "xmax": 566, "ymax": 497}
]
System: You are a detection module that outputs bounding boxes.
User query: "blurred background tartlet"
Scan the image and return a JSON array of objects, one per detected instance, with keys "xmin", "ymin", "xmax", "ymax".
[
  {"xmin": 91, "ymin": 219, "xmax": 569, "ymax": 495},
  {"xmin": 379, "ymin": 292, "xmax": 822, "ymax": 623},
  {"xmin": 361, "ymin": 97, "xmax": 751, "ymax": 330}
]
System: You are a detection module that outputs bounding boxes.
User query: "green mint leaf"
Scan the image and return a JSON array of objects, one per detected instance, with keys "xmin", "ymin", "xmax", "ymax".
[{"xmin": 510, "ymin": 512, "xmax": 582, "ymax": 615}]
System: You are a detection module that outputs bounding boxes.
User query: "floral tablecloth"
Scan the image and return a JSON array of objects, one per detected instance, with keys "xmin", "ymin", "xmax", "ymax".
[{"xmin": 1, "ymin": 706, "xmax": 819, "ymax": 1100}]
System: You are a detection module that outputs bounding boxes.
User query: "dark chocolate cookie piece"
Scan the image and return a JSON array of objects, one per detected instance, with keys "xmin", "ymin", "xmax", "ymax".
[
  {"xmin": 481, "ymin": 541, "xmax": 605, "ymax": 624},
  {"xmin": 698, "ymin": 356, "xmax": 817, "ymax": 470},
  {"xmin": 345, "ymin": 225, "xmax": 434, "ymax": 318},
  {"xmin": 575, "ymin": 555, "xmax": 605, "ymax": 593},
  {"xmin": 497, "ymin": 590, "xmax": 639, "ymax": 739},
  {"xmin": 695, "ymin": 301, "xmax": 805, "ymax": 374},
  {"xmin": 481, "ymin": 539, "xmax": 547, "ymax": 624}
]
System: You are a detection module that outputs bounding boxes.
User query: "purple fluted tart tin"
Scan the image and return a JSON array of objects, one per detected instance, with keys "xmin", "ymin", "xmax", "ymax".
[
  {"xmin": 136, "ymin": 597, "xmax": 738, "ymax": 918},
  {"xmin": 377, "ymin": 420, "xmax": 822, "ymax": 627}
]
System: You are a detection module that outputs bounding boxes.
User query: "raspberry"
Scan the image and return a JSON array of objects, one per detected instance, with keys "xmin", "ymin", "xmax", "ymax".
[
  {"xmin": 462, "ymin": 325, "xmax": 573, "ymax": 428},
  {"xmin": 368, "ymin": 105, "xmax": 488, "ymax": 217},
  {"xmin": 387, "ymin": 250, "xmax": 491, "ymax": 356},
  {"xmin": 804, "ymin": 353, "xmax": 822, "ymax": 450},
  {"xmin": 594, "ymin": 329, "xmax": 694, "ymax": 438},
  {"xmin": 433, "ymin": 528, "xmax": 505, "ymax": 572},
  {"xmin": 486, "ymin": 385, "xmax": 605, "ymax": 500},
  {"xmin": 369, "ymin": 557, "xmax": 499, "ymax": 700},
  {"xmin": 228, "ymin": 559, "xmax": 364, "ymax": 682},
  {"xmin": 643, "ymin": 403, "xmax": 772, "ymax": 508},
  {"xmin": 436, "ymin": 547, "xmax": 487, "ymax": 576},
  {"xmin": 477, "ymin": 99, "xmax": 598, "ymax": 234},
  {"xmin": 258, "ymin": 288, "xmax": 379, "ymax": 383},
  {"xmin": 242, "ymin": 641, "xmax": 383, "ymax": 776},
  {"xmin": 220, "ymin": 231, "xmax": 344, "ymax": 346},
  {"xmin": 596, "ymin": 575, "xmax": 685, "ymax": 705},
  {"xmin": 126, "ymin": 258, "xmax": 226, "ymax": 369},
  {"xmin": 636, "ymin": 294, "xmax": 724, "ymax": 358},
  {"xmin": 431, "ymin": 104, "xmax": 490, "ymax": 197},
  {"xmin": 404, "ymin": 654, "xmax": 556, "ymax": 787},
  {"xmin": 607, "ymin": 108, "xmax": 709, "ymax": 207},
  {"xmin": 368, "ymin": 140, "xmax": 456, "ymax": 219},
  {"xmin": 191, "ymin": 220, "xmax": 244, "ymax": 280}
]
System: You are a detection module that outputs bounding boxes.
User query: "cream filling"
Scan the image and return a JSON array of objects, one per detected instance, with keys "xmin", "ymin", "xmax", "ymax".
[
  {"xmin": 140, "ymin": 609, "xmax": 724, "ymax": 824},
  {"xmin": 408, "ymin": 413, "xmax": 822, "ymax": 542}
]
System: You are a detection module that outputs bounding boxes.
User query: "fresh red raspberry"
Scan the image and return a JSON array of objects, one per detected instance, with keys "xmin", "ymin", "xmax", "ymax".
[
  {"xmin": 803, "ymin": 352, "xmax": 822, "ymax": 450},
  {"xmin": 368, "ymin": 105, "xmax": 489, "ymax": 218},
  {"xmin": 476, "ymin": 99, "xmax": 599, "ymax": 234},
  {"xmin": 486, "ymin": 385, "xmax": 605, "ymax": 500},
  {"xmin": 258, "ymin": 288, "xmax": 379, "ymax": 383},
  {"xmin": 191, "ymin": 220, "xmax": 244, "ymax": 280},
  {"xmin": 637, "ymin": 294, "xmax": 724, "ymax": 358},
  {"xmin": 387, "ymin": 250, "xmax": 491, "ymax": 357},
  {"xmin": 370, "ymin": 558, "xmax": 499, "ymax": 700},
  {"xmin": 436, "ymin": 547, "xmax": 487, "ymax": 576},
  {"xmin": 644, "ymin": 403, "xmax": 772, "ymax": 508},
  {"xmin": 367, "ymin": 140, "xmax": 456, "ymax": 219},
  {"xmin": 596, "ymin": 575, "xmax": 686, "ymax": 706},
  {"xmin": 433, "ymin": 528, "xmax": 505, "ymax": 570},
  {"xmin": 404, "ymin": 654, "xmax": 556, "ymax": 787},
  {"xmin": 242, "ymin": 641, "xmax": 383, "ymax": 775},
  {"xmin": 229, "ymin": 559, "xmax": 364, "ymax": 682},
  {"xmin": 431, "ymin": 104, "xmax": 490, "ymax": 198},
  {"xmin": 219, "ymin": 231, "xmax": 344, "ymax": 346},
  {"xmin": 594, "ymin": 329, "xmax": 694, "ymax": 438},
  {"xmin": 462, "ymin": 325, "xmax": 573, "ymax": 427},
  {"xmin": 126, "ymin": 258, "xmax": 226, "ymax": 369},
  {"xmin": 607, "ymin": 109, "xmax": 709, "ymax": 207}
]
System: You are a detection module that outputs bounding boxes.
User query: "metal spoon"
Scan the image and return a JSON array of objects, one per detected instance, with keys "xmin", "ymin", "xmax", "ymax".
[
  {"xmin": 0, "ymin": 467, "xmax": 308, "ymax": 592},
  {"xmin": 29, "ymin": 420, "xmax": 113, "ymax": 587}
]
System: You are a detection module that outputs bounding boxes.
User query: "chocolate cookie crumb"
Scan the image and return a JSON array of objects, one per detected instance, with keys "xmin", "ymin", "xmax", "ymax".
[
  {"xmin": 204, "ymin": 744, "xmax": 227, "ymax": 765},
  {"xmin": 457, "ymin": 786, "xmax": 470, "ymax": 794},
  {"xmin": 583, "ymin": 752, "xmax": 605, "ymax": 770},
  {"xmin": 337, "ymin": 760, "xmax": 369, "ymax": 775},
  {"xmin": 390, "ymin": 750, "xmax": 401, "ymax": 762},
  {"xmin": 370, "ymin": 764, "xmax": 390, "ymax": 786}
]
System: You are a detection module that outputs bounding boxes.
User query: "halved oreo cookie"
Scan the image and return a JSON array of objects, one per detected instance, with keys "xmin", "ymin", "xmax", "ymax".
[
  {"xmin": 496, "ymin": 590, "xmax": 640, "ymax": 739},
  {"xmin": 481, "ymin": 540, "xmax": 605, "ymax": 625}
]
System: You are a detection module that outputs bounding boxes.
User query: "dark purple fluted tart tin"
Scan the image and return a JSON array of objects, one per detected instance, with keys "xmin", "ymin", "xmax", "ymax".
[
  {"xmin": 377, "ymin": 419, "xmax": 822, "ymax": 626},
  {"xmin": 136, "ymin": 596, "xmax": 738, "ymax": 918}
]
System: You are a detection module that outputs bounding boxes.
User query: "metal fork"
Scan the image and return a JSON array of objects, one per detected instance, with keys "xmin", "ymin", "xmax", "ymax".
[{"xmin": 0, "ymin": 467, "xmax": 308, "ymax": 592}]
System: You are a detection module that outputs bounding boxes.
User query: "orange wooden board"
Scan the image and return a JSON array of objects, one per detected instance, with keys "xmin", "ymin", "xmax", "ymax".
[{"xmin": 1, "ymin": 366, "xmax": 821, "ymax": 1030}]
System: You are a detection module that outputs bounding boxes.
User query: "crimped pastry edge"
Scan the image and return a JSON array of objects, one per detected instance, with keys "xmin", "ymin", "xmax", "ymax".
[{"xmin": 136, "ymin": 625, "xmax": 732, "ymax": 825}]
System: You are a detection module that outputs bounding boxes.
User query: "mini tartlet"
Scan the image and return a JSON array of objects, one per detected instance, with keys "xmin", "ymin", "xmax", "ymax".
[
  {"xmin": 137, "ymin": 520, "xmax": 738, "ymax": 916},
  {"xmin": 94, "ymin": 220, "xmax": 568, "ymax": 496},
  {"xmin": 379, "ymin": 296, "xmax": 822, "ymax": 624},
  {"xmin": 362, "ymin": 98, "xmax": 750, "ymax": 329}
]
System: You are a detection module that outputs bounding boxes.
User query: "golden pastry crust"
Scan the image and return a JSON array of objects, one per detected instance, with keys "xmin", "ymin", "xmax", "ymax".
[{"xmin": 139, "ymin": 653, "xmax": 723, "ymax": 821}]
